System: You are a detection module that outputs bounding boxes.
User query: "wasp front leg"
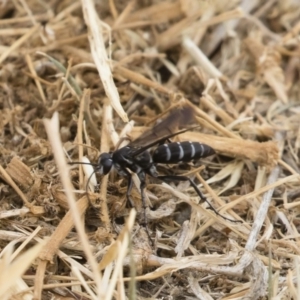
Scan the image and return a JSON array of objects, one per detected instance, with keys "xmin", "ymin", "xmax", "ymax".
[{"xmin": 117, "ymin": 167, "xmax": 135, "ymax": 208}]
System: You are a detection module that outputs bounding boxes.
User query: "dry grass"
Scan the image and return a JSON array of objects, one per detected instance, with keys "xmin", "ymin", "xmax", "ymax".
[{"xmin": 0, "ymin": 0, "xmax": 300, "ymax": 299}]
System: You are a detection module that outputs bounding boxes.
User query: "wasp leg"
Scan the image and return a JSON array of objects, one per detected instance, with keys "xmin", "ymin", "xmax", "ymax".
[
  {"xmin": 121, "ymin": 169, "xmax": 153, "ymax": 245},
  {"xmin": 120, "ymin": 168, "xmax": 135, "ymax": 208},
  {"xmin": 137, "ymin": 171, "xmax": 153, "ymax": 245},
  {"xmin": 156, "ymin": 175, "xmax": 241, "ymax": 223}
]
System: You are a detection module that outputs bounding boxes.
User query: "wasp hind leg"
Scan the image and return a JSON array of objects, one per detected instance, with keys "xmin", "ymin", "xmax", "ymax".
[
  {"xmin": 156, "ymin": 175, "xmax": 241, "ymax": 223},
  {"xmin": 137, "ymin": 171, "xmax": 154, "ymax": 245}
]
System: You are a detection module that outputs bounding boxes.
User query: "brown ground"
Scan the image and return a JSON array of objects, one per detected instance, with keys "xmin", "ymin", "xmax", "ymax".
[{"xmin": 1, "ymin": 0, "xmax": 300, "ymax": 299}]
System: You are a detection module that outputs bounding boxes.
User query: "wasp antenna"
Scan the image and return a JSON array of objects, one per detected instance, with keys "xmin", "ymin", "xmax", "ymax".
[
  {"xmin": 68, "ymin": 161, "xmax": 99, "ymax": 167},
  {"xmin": 80, "ymin": 157, "xmax": 98, "ymax": 192},
  {"xmin": 85, "ymin": 168, "xmax": 98, "ymax": 194},
  {"xmin": 69, "ymin": 157, "xmax": 98, "ymax": 193}
]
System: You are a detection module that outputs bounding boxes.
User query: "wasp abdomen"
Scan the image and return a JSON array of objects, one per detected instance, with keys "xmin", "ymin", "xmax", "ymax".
[{"xmin": 152, "ymin": 141, "xmax": 215, "ymax": 164}]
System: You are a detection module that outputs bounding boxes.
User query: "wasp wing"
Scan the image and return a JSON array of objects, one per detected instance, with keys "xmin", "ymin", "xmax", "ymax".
[{"xmin": 129, "ymin": 105, "xmax": 195, "ymax": 157}]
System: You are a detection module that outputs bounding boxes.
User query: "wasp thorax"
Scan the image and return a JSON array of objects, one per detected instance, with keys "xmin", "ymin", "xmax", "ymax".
[{"xmin": 97, "ymin": 152, "xmax": 113, "ymax": 175}]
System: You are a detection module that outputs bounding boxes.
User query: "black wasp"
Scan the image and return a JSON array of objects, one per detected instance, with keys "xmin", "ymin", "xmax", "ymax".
[{"xmin": 73, "ymin": 105, "xmax": 239, "ymax": 226}]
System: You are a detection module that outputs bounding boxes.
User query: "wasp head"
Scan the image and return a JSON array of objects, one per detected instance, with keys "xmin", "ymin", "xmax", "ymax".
[{"xmin": 97, "ymin": 152, "xmax": 113, "ymax": 175}]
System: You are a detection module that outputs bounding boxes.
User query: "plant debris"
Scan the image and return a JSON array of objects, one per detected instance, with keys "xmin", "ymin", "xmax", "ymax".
[{"xmin": 1, "ymin": 0, "xmax": 300, "ymax": 299}]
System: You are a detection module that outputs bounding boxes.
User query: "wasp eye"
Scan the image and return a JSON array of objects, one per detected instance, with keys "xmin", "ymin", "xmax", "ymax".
[{"xmin": 98, "ymin": 153, "xmax": 113, "ymax": 175}]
